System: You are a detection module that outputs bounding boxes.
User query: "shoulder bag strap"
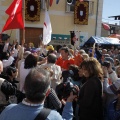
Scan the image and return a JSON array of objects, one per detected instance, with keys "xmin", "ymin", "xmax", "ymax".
[{"xmin": 34, "ymin": 108, "xmax": 51, "ymax": 120}]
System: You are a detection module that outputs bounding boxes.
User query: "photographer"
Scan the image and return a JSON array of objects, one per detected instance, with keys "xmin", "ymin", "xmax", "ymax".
[
  {"xmin": 0, "ymin": 67, "xmax": 77, "ymax": 120},
  {"xmin": 56, "ymin": 68, "xmax": 79, "ymax": 117},
  {"xmin": 103, "ymin": 62, "xmax": 120, "ymax": 104},
  {"xmin": 103, "ymin": 57, "xmax": 115, "ymax": 71},
  {"xmin": 0, "ymin": 61, "xmax": 19, "ymax": 105},
  {"xmin": 102, "ymin": 61, "xmax": 120, "ymax": 120},
  {"xmin": 0, "ymin": 78, "xmax": 17, "ymax": 104},
  {"xmin": 0, "ymin": 62, "xmax": 18, "ymax": 112},
  {"xmin": 56, "ymin": 64, "xmax": 80, "ymax": 100},
  {"xmin": 62, "ymin": 65, "xmax": 80, "ymax": 85},
  {"xmin": 6, "ymin": 66, "xmax": 19, "ymax": 88}
]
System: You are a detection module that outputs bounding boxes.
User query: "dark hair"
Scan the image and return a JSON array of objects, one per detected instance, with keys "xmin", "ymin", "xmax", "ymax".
[
  {"xmin": 6, "ymin": 66, "xmax": 17, "ymax": 76},
  {"xmin": 2, "ymin": 52, "xmax": 10, "ymax": 60},
  {"xmin": 24, "ymin": 67, "xmax": 51, "ymax": 103},
  {"xmin": 15, "ymin": 44, "xmax": 19, "ymax": 49},
  {"xmin": 1, "ymin": 34, "xmax": 10, "ymax": 41},
  {"xmin": 60, "ymin": 47, "xmax": 71, "ymax": 56},
  {"xmin": 69, "ymin": 65, "xmax": 80, "ymax": 81},
  {"xmin": 56, "ymin": 45, "xmax": 62, "ymax": 52},
  {"xmin": 47, "ymin": 54, "xmax": 57, "ymax": 63},
  {"xmin": 24, "ymin": 54, "xmax": 37, "ymax": 69},
  {"xmin": 80, "ymin": 57, "xmax": 103, "ymax": 80}
]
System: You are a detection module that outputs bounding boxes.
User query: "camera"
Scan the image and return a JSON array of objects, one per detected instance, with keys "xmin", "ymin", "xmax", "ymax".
[
  {"xmin": 56, "ymin": 68, "xmax": 79, "ymax": 100},
  {"xmin": 102, "ymin": 61, "xmax": 110, "ymax": 68},
  {"xmin": 56, "ymin": 80, "xmax": 78, "ymax": 100},
  {"xmin": 62, "ymin": 70, "xmax": 74, "ymax": 83}
]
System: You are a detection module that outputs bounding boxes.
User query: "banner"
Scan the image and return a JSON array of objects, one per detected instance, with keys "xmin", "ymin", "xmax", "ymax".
[
  {"xmin": 25, "ymin": 0, "xmax": 40, "ymax": 21},
  {"xmin": 74, "ymin": 1, "xmax": 89, "ymax": 25},
  {"xmin": 43, "ymin": 10, "xmax": 52, "ymax": 45}
]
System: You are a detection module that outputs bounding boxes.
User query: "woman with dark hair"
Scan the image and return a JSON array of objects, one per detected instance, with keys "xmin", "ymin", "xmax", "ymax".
[
  {"xmin": 78, "ymin": 57, "xmax": 103, "ymax": 120},
  {"xmin": 24, "ymin": 54, "xmax": 37, "ymax": 69},
  {"xmin": 19, "ymin": 54, "xmax": 37, "ymax": 93}
]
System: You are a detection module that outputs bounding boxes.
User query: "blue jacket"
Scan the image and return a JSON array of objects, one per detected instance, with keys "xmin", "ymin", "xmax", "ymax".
[{"xmin": 0, "ymin": 102, "xmax": 73, "ymax": 120}]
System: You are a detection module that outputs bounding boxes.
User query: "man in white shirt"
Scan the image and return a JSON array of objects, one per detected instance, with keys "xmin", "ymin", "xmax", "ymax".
[{"xmin": 40, "ymin": 54, "xmax": 62, "ymax": 90}]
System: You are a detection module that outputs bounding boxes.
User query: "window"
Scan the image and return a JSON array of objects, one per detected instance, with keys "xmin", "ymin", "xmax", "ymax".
[{"xmin": 66, "ymin": 0, "xmax": 94, "ymax": 16}]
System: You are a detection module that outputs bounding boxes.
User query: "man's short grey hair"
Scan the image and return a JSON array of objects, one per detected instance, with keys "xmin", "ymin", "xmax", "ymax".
[{"xmin": 24, "ymin": 67, "xmax": 51, "ymax": 103}]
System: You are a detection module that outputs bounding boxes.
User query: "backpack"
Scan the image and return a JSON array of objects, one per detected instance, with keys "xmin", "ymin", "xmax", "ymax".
[{"xmin": 34, "ymin": 108, "xmax": 51, "ymax": 120}]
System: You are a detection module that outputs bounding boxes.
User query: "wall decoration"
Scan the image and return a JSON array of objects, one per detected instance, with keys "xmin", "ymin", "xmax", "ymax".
[
  {"xmin": 25, "ymin": 0, "xmax": 40, "ymax": 21},
  {"xmin": 74, "ymin": 1, "xmax": 89, "ymax": 25}
]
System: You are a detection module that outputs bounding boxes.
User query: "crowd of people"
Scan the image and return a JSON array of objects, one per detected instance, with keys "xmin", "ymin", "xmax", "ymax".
[{"xmin": 0, "ymin": 36, "xmax": 120, "ymax": 120}]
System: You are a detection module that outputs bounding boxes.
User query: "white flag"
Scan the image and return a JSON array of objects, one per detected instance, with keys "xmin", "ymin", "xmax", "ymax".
[{"xmin": 43, "ymin": 10, "xmax": 52, "ymax": 45}]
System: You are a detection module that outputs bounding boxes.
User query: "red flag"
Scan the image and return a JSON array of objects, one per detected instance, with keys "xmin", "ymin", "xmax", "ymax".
[
  {"xmin": 2, "ymin": 0, "xmax": 24, "ymax": 33},
  {"xmin": 50, "ymin": 0, "xmax": 53, "ymax": 6}
]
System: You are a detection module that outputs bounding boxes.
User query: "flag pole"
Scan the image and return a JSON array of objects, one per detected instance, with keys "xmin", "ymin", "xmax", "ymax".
[
  {"xmin": 9, "ymin": 30, "xmax": 13, "ymax": 37},
  {"xmin": 22, "ymin": 0, "xmax": 25, "ymax": 45},
  {"xmin": 74, "ymin": 43, "xmax": 76, "ymax": 56},
  {"xmin": 46, "ymin": 0, "xmax": 49, "ymax": 11},
  {"xmin": 9, "ymin": 30, "xmax": 13, "ymax": 43}
]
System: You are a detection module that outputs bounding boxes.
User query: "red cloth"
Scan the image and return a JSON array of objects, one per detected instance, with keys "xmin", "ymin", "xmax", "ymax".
[
  {"xmin": 56, "ymin": 57, "xmax": 75, "ymax": 70},
  {"xmin": 50, "ymin": 0, "xmax": 53, "ymax": 6},
  {"xmin": 2, "ymin": 0, "xmax": 24, "ymax": 32},
  {"xmin": 74, "ymin": 53, "xmax": 83, "ymax": 66}
]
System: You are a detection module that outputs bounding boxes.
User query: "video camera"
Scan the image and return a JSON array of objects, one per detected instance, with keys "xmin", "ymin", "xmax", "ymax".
[
  {"xmin": 56, "ymin": 79, "xmax": 78, "ymax": 100},
  {"xmin": 102, "ymin": 61, "xmax": 110, "ymax": 68},
  {"xmin": 62, "ymin": 70, "xmax": 74, "ymax": 83}
]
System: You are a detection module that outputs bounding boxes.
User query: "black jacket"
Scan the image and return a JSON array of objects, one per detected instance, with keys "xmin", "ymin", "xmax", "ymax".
[
  {"xmin": 78, "ymin": 76, "xmax": 103, "ymax": 120},
  {"xmin": 1, "ymin": 80, "xmax": 17, "ymax": 101}
]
